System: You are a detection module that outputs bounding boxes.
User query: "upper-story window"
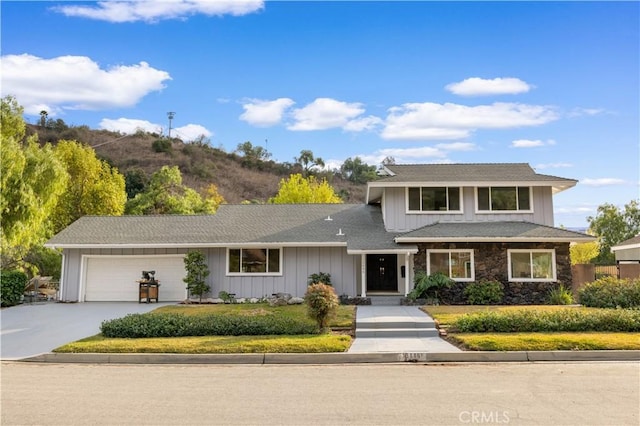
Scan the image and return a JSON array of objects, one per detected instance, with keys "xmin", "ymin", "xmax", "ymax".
[
  {"xmin": 477, "ymin": 186, "xmax": 532, "ymax": 212},
  {"xmin": 407, "ymin": 187, "xmax": 462, "ymax": 213}
]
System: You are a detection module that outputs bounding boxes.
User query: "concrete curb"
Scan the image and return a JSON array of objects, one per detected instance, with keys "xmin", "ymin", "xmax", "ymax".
[{"xmin": 18, "ymin": 350, "xmax": 640, "ymax": 365}]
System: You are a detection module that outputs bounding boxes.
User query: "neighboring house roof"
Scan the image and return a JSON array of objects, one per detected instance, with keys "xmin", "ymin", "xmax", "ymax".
[
  {"xmin": 611, "ymin": 235, "xmax": 640, "ymax": 252},
  {"xmin": 395, "ymin": 221, "xmax": 595, "ymax": 243},
  {"xmin": 45, "ymin": 204, "xmax": 416, "ymax": 254},
  {"xmin": 368, "ymin": 163, "xmax": 577, "ymax": 203}
]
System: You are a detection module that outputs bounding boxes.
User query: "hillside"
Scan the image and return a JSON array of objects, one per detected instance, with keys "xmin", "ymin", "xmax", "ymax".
[{"xmin": 25, "ymin": 124, "xmax": 367, "ymax": 205}]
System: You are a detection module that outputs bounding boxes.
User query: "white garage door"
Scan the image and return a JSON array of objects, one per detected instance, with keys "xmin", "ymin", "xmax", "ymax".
[{"xmin": 84, "ymin": 256, "xmax": 187, "ymax": 302}]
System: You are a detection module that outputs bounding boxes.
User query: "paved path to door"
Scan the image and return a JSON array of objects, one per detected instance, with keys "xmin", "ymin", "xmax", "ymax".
[
  {"xmin": 0, "ymin": 302, "xmax": 172, "ymax": 360},
  {"xmin": 348, "ymin": 306, "xmax": 461, "ymax": 353}
]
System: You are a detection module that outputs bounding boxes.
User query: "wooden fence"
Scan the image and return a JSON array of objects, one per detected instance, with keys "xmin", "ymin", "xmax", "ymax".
[{"xmin": 594, "ymin": 265, "xmax": 618, "ymax": 276}]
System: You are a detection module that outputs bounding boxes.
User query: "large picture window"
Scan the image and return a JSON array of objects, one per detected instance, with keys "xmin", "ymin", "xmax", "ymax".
[
  {"xmin": 408, "ymin": 187, "xmax": 462, "ymax": 212},
  {"xmin": 427, "ymin": 250, "xmax": 474, "ymax": 281},
  {"xmin": 477, "ymin": 186, "xmax": 531, "ymax": 212},
  {"xmin": 228, "ymin": 248, "xmax": 281, "ymax": 275},
  {"xmin": 508, "ymin": 249, "xmax": 555, "ymax": 281}
]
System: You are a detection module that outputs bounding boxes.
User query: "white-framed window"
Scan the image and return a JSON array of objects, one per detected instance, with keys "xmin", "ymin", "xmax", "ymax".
[
  {"xmin": 427, "ymin": 249, "xmax": 474, "ymax": 281},
  {"xmin": 476, "ymin": 186, "xmax": 532, "ymax": 212},
  {"xmin": 508, "ymin": 249, "xmax": 556, "ymax": 281},
  {"xmin": 227, "ymin": 248, "xmax": 282, "ymax": 275},
  {"xmin": 407, "ymin": 187, "xmax": 462, "ymax": 213}
]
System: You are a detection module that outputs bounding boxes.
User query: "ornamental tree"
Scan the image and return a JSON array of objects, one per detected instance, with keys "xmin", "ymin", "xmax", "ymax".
[{"xmin": 269, "ymin": 173, "xmax": 342, "ymax": 204}]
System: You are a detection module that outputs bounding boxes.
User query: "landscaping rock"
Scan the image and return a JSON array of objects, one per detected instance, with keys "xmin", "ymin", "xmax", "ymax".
[{"xmin": 287, "ymin": 297, "xmax": 304, "ymax": 305}]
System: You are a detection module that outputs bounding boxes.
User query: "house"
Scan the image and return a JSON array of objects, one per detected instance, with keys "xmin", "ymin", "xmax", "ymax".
[
  {"xmin": 611, "ymin": 235, "xmax": 640, "ymax": 279},
  {"xmin": 45, "ymin": 163, "xmax": 595, "ymax": 304}
]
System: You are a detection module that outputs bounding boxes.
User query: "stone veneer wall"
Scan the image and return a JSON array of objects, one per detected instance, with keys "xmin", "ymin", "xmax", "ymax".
[{"xmin": 414, "ymin": 242, "xmax": 572, "ymax": 305}]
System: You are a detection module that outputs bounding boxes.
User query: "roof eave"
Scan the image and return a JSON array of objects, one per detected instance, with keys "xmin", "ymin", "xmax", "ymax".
[
  {"xmin": 394, "ymin": 236, "xmax": 595, "ymax": 243},
  {"xmin": 45, "ymin": 241, "xmax": 349, "ymax": 250}
]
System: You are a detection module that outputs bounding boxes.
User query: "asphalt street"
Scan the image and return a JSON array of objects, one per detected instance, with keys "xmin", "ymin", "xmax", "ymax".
[{"xmin": 2, "ymin": 361, "xmax": 638, "ymax": 425}]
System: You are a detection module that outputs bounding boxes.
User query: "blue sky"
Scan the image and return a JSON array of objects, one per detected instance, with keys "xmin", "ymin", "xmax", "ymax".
[{"xmin": 2, "ymin": 1, "xmax": 638, "ymax": 228}]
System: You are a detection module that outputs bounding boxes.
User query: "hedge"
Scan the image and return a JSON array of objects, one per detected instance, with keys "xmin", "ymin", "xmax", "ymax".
[
  {"xmin": 100, "ymin": 312, "xmax": 319, "ymax": 338},
  {"xmin": 451, "ymin": 308, "xmax": 640, "ymax": 333},
  {"xmin": 1, "ymin": 270, "xmax": 28, "ymax": 307},
  {"xmin": 578, "ymin": 276, "xmax": 640, "ymax": 309}
]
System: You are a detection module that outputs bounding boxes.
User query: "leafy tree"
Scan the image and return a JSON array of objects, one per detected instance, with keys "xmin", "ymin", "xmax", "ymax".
[
  {"xmin": 588, "ymin": 200, "xmax": 640, "ymax": 263},
  {"xmin": 570, "ymin": 241, "xmax": 600, "ymax": 265},
  {"xmin": 124, "ymin": 168, "xmax": 149, "ymax": 199},
  {"xmin": 295, "ymin": 150, "xmax": 325, "ymax": 177},
  {"xmin": 1, "ymin": 96, "xmax": 68, "ymax": 268},
  {"xmin": 52, "ymin": 140, "xmax": 126, "ymax": 233},
  {"xmin": 235, "ymin": 141, "xmax": 271, "ymax": 169},
  {"xmin": 183, "ymin": 251, "xmax": 210, "ymax": 302},
  {"xmin": 340, "ymin": 157, "xmax": 378, "ymax": 184},
  {"xmin": 269, "ymin": 174, "xmax": 342, "ymax": 204},
  {"xmin": 125, "ymin": 166, "xmax": 215, "ymax": 214},
  {"xmin": 202, "ymin": 183, "xmax": 225, "ymax": 213}
]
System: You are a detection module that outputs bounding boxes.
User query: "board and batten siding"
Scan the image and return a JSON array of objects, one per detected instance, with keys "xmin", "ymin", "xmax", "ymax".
[
  {"xmin": 382, "ymin": 186, "xmax": 555, "ymax": 232},
  {"xmin": 61, "ymin": 246, "xmax": 360, "ymax": 302},
  {"xmin": 206, "ymin": 246, "xmax": 359, "ymax": 299}
]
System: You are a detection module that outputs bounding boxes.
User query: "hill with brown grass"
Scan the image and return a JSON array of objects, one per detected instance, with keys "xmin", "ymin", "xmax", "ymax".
[{"xmin": 26, "ymin": 124, "xmax": 367, "ymax": 204}]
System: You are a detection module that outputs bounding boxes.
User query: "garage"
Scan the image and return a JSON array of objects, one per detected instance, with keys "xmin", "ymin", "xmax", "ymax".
[{"xmin": 83, "ymin": 255, "xmax": 187, "ymax": 302}]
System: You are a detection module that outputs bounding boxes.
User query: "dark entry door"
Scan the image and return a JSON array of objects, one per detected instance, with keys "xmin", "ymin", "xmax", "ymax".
[{"xmin": 366, "ymin": 254, "xmax": 398, "ymax": 292}]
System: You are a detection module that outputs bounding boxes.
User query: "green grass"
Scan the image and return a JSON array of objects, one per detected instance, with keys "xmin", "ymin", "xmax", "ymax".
[
  {"xmin": 55, "ymin": 303, "xmax": 355, "ymax": 354},
  {"xmin": 55, "ymin": 334, "xmax": 352, "ymax": 354},
  {"xmin": 424, "ymin": 305, "xmax": 640, "ymax": 351},
  {"xmin": 448, "ymin": 332, "xmax": 640, "ymax": 351}
]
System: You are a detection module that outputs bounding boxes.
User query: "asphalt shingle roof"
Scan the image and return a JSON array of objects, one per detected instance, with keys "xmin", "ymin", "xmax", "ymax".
[
  {"xmin": 396, "ymin": 221, "xmax": 595, "ymax": 242},
  {"xmin": 45, "ymin": 204, "xmax": 412, "ymax": 252},
  {"xmin": 377, "ymin": 163, "xmax": 576, "ymax": 185}
]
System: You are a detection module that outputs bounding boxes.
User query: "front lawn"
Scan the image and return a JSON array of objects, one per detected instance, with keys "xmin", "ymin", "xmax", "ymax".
[
  {"xmin": 54, "ymin": 303, "xmax": 355, "ymax": 354},
  {"xmin": 423, "ymin": 305, "xmax": 640, "ymax": 351}
]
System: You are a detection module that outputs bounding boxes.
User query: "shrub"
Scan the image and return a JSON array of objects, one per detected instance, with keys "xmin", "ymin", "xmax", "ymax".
[
  {"xmin": 152, "ymin": 138, "xmax": 172, "ymax": 153},
  {"xmin": 547, "ymin": 283, "xmax": 574, "ymax": 305},
  {"xmin": 451, "ymin": 308, "xmax": 640, "ymax": 333},
  {"xmin": 100, "ymin": 312, "xmax": 318, "ymax": 338},
  {"xmin": 464, "ymin": 280, "xmax": 504, "ymax": 305},
  {"xmin": 408, "ymin": 272, "xmax": 453, "ymax": 301},
  {"xmin": 1, "ymin": 270, "xmax": 28, "ymax": 307},
  {"xmin": 183, "ymin": 251, "xmax": 210, "ymax": 302},
  {"xmin": 304, "ymin": 283, "xmax": 339, "ymax": 330},
  {"xmin": 308, "ymin": 272, "xmax": 332, "ymax": 286},
  {"xmin": 578, "ymin": 276, "xmax": 640, "ymax": 309}
]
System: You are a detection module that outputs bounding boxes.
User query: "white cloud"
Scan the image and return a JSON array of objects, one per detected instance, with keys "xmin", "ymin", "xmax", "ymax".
[
  {"xmin": 342, "ymin": 115, "xmax": 383, "ymax": 132},
  {"xmin": 435, "ymin": 142, "xmax": 477, "ymax": 151},
  {"xmin": 239, "ymin": 98, "xmax": 295, "ymax": 127},
  {"xmin": 99, "ymin": 118, "xmax": 211, "ymax": 142},
  {"xmin": 288, "ymin": 98, "xmax": 367, "ymax": 131},
  {"xmin": 1, "ymin": 54, "xmax": 171, "ymax": 115},
  {"xmin": 445, "ymin": 77, "xmax": 532, "ymax": 96},
  {"xmin": 510, "ymin": 139, "xmax": 556, "ymax": 148},
  {"xmin": 381, "ymin": 102, "xmax": 558, "ymax": 141},
  {"xmin": 568, "ymin": 107, "xmax": 605, "ymax": 117},
  {"xmin": 100, "ymin": 118, "xmax": 161, "ymax": 134},
  {"xmin": 54, "ymin": 0, "xmax": 264, "ymax": 23},
  {"xmin": 173, "ymin": 124, "xmax": 212, "ymax": 141},
  {"xmin": 580, "ymin": 178, "xmax": 626, "ymax": 186},
  {"xmin": 534, "ymin": 162, "xmax": 573, "ymax": 169}
]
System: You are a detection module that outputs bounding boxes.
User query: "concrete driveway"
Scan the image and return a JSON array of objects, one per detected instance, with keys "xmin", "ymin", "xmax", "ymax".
[{"xmin": 0, "ymin": 302, "xmax": 174, "ymax": 360}]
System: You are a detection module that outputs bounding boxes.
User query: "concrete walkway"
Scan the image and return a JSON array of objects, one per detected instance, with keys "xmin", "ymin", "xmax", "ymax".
[{"xmin": 348, "ymin": 306, "xmax": 461, "ymax": 353}]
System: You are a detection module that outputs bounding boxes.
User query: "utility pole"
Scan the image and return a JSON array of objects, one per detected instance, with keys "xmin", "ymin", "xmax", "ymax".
[{"xmin": 167, "ymin": 112, "xmax": 176, "ymax": 138}]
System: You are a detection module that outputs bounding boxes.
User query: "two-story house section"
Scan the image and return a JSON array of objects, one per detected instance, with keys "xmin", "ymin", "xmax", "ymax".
[
  {"xmin": 47, "ymin": 162, "xmax": 594, "ymax": 304},
  {"xmin": 366, "ymin": 163, "xmax": 595, "ymax": 303}
]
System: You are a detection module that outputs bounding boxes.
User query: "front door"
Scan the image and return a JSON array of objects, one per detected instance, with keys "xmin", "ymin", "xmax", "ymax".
[{"xmin": 366, "ymin": 254, "xmax": 398, "ymax": 292}]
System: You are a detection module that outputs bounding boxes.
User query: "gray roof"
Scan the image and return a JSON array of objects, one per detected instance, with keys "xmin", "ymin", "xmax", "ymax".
[
  {"xmin": 45, "ymin": 204, "xmax": 413, "ymax": 253},
  {"xmin": 368, "ymin": 163, "xmax": 577, "ymax": 203},
  {"xmin": 395, "ymin": 221, "xmax": 595, "ymax": 243},
  {"xmin": 612, "ymin": 235, "xmax": 640, "ymax": 251}
]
